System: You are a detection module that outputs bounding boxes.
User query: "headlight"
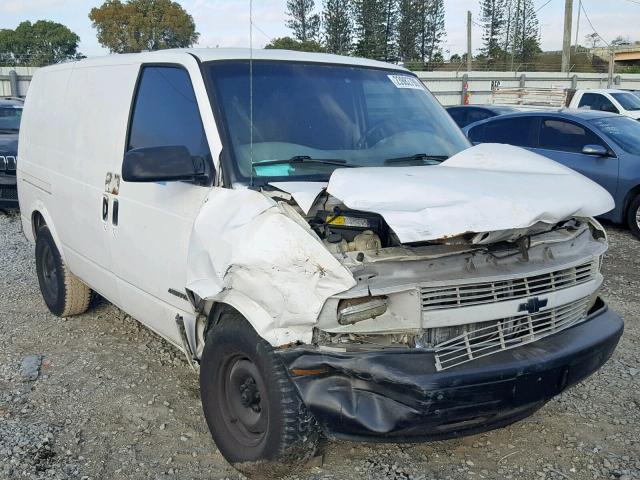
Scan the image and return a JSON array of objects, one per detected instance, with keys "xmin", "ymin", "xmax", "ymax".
[{"xmin": 337, "ymin": 296, "xmax": 388, "ymax": 325}]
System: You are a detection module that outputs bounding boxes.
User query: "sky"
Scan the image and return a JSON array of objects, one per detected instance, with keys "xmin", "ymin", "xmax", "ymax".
[{"xmin": 0, "ymin": 0, "xmax": 638, "ymax": 58}]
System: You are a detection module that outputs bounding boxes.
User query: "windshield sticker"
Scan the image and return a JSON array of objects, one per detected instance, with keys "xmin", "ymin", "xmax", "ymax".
[{"xmin": 388, "ymin": 75, "xmax": 425, "ymax": 90}]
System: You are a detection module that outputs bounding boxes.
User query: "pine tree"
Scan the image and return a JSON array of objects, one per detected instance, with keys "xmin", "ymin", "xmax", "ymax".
[
  {"xmin": 322, "ymin": 0, "xmax": 352, "ymax": 54},
  {"xmin": 397, "ymin": 0, "xmax": 418, "ymax": 61},
  {"xmin": 417, "ymin": 0, "xmax": 445, "ymax": 64},
  {"xmin": 353, "ymin": 0, "xmax": 386, "ymax": 60},
  {"xmin": 286, "ymin": 0, "xmax": 321, "ymax": 42},
  {"xmin": 480, "ymin": 0, "xmax": 505, "ymax": 61},
  {"xmin": 518, "ymin": 0, "xmax": 540, "ymax": 63},
  {"xmin": 381, "ymin": 0, "xmax": 398, "ymax": 61}
]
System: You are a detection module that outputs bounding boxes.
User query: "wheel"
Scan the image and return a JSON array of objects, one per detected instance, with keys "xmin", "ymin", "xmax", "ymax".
[
  {"xmin": 199, "ymin": 311, "xmax": 322, "ymax": 476},
  {"xmin": 35, "ymin": 226, "xmax": 92, "ymax": 317},
  {"xmin": 627, "ymin": 194, "xmax": 640, "ymax": 240}
]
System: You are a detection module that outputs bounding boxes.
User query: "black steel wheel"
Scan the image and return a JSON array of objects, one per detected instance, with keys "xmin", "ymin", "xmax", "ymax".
[{"xmin": 200, "ymin": 310, "xmax": 322, "ymax": 476}]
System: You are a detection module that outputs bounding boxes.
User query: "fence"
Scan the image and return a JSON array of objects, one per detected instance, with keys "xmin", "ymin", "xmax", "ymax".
[
  {"xmin": 418, "ymin": 71, "xmax": 640, "ymax": 106},
  {"xmin": 0, "ymin": 67, "xmax": 37, "ymax": 98},
  {"xmin": 5, "ymin": 66, "xmax": 640, "ymax": 108}
]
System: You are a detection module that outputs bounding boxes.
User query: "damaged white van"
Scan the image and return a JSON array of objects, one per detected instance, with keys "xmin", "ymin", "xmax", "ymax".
[{"xmin": 18, "ymin": 49, "xmax": 623, "ymax": 473}]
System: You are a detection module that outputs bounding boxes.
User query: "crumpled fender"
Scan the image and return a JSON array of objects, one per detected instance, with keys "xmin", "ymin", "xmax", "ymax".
[{"xmin": 185, "ymin": 188, "xmax": 356, "ymax": 346}]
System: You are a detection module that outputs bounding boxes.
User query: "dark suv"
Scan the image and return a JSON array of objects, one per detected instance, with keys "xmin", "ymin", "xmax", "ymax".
[{"xmin": 0, "ymin": 98, "xmax": 22, "ymax": 209}]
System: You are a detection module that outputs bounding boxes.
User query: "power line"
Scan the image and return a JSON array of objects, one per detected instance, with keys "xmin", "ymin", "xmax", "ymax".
[
  {"xmin": 536, "ymin": 0, "xmax": 555, "ymax": 12},
  {"xmin": 580, "ymin": 1, "xmax": 609, "ymax": 46}
]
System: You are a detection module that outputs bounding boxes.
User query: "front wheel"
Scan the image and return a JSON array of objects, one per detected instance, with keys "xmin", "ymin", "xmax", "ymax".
[
  {"xmin": 199, "ymin": 311, "xmax": 322, "ymax": 477},
  {"xmin": 627, "ymin": 194, "xmax": 640, "ymax": 240}
]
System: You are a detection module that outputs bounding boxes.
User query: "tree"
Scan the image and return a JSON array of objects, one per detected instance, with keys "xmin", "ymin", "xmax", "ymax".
[
  {"xmin": 286, "ymin": 0, "xmax": 321, "ymax": 42},
  {"xmin": 353, "ymin": 0, "xmax": 387, "ymax": 60},
  {"xmin": 0, "ymin": 21, "xmax": 80, "ymax": 67},
  {"xmin": 397, "ymin": 0, "xmax": 419, "ymax": 61},
  {"xmin": 611, "ymin": 36, "xmax": 631, "ymax": 47},
  {"xmin": 322, "ymin": 0, "xmax": 352, "ymax": 54},
  {"xmin": 584, "ymin": 33, "xmax": 600, "ymax": 49},
  {"xmin": 265, "ymin": 36, "xmax": 325, "ymax": 52},
  {"xmin": 89, "ymin": 0, "xmax": 198, "ymax": 53},
  {"xmin": 480, "ymin": 0, "xmax": 505, "ymax": 61},
  {"xmin": 416, "ymin": 0, "xmax": 445, "ymax": 64}
]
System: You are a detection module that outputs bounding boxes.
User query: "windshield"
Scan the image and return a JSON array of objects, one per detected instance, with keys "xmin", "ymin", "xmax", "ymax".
[
  {"xmin": 591, "ymin": 116, "xmax": 640, "ymax": 155},
  {"xmin": 206, "ymin": 61, "xmax": 469, "ymax": 182},
  {"xmin": 610, "ymin": 92, "xmax": 640, "ymax": 111},
  {"xmin": 0, "ymin": 106, "xmax": 22, "ymax": 132}
]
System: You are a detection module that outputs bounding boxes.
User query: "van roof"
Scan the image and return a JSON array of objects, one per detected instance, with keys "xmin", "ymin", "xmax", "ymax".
[{"xmin": 44, "ymin": 48, "xmax": 409, "ymax": 72}]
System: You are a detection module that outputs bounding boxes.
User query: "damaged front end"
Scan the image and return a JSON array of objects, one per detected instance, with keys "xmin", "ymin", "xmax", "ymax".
[{"xmin": 186, "ymin": 144, "xmax": 623, "ymax": 441}]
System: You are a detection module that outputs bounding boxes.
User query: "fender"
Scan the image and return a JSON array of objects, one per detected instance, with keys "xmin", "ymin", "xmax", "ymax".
[{"xmin": 24, "ymin": 201, "xmax": 67, "ymax": 263}]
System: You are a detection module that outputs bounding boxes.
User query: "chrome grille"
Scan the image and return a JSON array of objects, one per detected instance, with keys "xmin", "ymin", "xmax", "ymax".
[
  {"xmin": 434, "ymin": 297, "xmax": 592, "ymax": 371},
  {"xmin": 421, "ymin": 260, "xmax": 598, "ymax": 312}
]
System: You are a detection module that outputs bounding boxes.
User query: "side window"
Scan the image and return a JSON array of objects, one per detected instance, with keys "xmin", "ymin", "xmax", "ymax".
[
  {"xmin": 466, "ymin": 109, "xmax": 492, "ymax": 126},
  {"xmin": 447, "ymin": 108, "xmax": 468, "ymax": 128},
  {"xmin": 471, "ymin": 117, "xmax": 537, "ymax": 147},
  {"xmin": 539, "ymin": 119, "xmax": 604, "ymax": 153},
  {"xmin": 127, "ymin": 66, "xmax": 211, "ymax": 162},
  {"xmin": 578, "ymin": 93, "xmax": 618, "ymax": 113}
]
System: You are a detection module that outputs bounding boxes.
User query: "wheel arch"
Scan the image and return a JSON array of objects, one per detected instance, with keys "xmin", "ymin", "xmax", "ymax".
[
  {"xmin": 26, "ymin": 204, "xmax": 67, "ymax": 263},
  {"xmin": 623, "ymin": 184, "xmax": 640, "ymax": 219}
]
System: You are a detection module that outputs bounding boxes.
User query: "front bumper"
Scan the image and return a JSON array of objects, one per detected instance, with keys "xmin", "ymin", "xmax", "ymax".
[
  {"xmin": 280, "ymin": 300, "xmax": 623, "ymax": 442},
  {"xmin": 0, "ymin": 175, "xmax": 18, "ymax": 209}
]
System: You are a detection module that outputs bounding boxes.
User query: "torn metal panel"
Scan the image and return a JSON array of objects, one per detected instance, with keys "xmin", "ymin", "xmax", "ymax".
[
  {"xmin": 326, "ymin": 144, "xmax": 615, "ymax": 243},
  {"xmin": 185, "ymin": 188, "xmax": 356, "ymax": 346},
  {"xmin": 269, "ymin": 182, "xmax": 327, "ymax": 214}
]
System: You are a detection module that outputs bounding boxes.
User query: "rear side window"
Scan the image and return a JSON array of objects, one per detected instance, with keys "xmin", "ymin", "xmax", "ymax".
[
  {"xmin": 447, "ymin": 108, "xmax": 468, "ymax": 128},
  {"xmin": 578, "ymin": 93, "xmax": 618, "ymax": 113},
  {"xmin": 127, "ymin": 66, "xmax": 210, "ymax": 161},
  {"xmin": 468, "ymin": 117, "xmax": 537, "ymax": 147},
  {"xmin": 539, "ymin": 119, "xmax": 604, "ymax": 154}
]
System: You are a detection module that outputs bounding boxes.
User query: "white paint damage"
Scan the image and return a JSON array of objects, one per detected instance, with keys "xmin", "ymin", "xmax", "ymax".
[
  {"xmin": 186, "ymin": 188, "xmax": 356, "ymax": 346},
  {"xmin": 327, "ymin": 144, "xmax": 614, "ymax": 243},
  {"xmin": 187, "ymin": 144, "xmax": 614, "ymax": 346}
]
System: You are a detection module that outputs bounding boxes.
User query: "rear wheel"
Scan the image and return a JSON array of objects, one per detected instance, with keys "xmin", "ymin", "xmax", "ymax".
[
  {"xmin": 199, "ymin": 311, "xmax": 322, "ymax": 477},
  {"xmin": 627, "ymin": 194, "xmax": 640, "ymax": 240},
  {"xmin": 35, "ymin": 226, "xmax": 91, "ymax": 317}
]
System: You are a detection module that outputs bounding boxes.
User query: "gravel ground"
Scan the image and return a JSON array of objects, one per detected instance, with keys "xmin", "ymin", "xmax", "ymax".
[{"xmin": 1, "ymin": 210, "xmax": 638, "ymax": 480}]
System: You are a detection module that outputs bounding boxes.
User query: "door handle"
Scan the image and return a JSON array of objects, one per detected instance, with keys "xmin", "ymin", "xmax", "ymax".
[
  {"xmin": 102, "ymin": 195, "xmax": 109, "ymax": 221},
  {"xmin": 112, "ymin": 199, "xmax": 119, "ymax": 226}
]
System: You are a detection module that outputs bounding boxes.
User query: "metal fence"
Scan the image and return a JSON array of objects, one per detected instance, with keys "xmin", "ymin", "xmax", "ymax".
[
  {"xmin": 5, "ymin": 66, "xmax": 640, "ymax": 108},
  {"xmin": 417, "ymin": 71, "xmax": 640, "ymax": 106},
  {"xmin": 0, "ymin": 67, "xmax": 37, "ymax": 98}
]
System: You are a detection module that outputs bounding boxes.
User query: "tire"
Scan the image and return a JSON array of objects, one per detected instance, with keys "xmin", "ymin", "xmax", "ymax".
[
  {"xmin": 199, "ymin": 311, "xmax": 323, "ymax": 477},
  {"xmin": 627, "ymin": 194, "xmax": 640, "ymax": 240},
  {"xmin": 35, "ymin": 226, "xmax": 92, "ymax": 317}
]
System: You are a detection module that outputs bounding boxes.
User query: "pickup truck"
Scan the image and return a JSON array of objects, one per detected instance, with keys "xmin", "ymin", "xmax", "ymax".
[{"xmin": 568, "ymin": 89, "xmax": 640, "ymax": 119}]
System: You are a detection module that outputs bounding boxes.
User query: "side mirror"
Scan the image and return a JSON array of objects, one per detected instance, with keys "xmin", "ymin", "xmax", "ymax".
[
  {"xmin": 582, "ymin": 144, "xmax": 609, "ymax": 157},
  {"xmin": 122, "ymin": 146, "xmax": 206, "ymax": 182}
]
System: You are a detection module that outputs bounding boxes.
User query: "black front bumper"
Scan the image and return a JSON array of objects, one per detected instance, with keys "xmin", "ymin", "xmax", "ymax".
[
  {"xmin": 0, "ymin": 175, "xmax": 18, "ymax": 209},
  {"xmin": 280, "ymin": 301, "xmax": 623, "ymax": 442}
]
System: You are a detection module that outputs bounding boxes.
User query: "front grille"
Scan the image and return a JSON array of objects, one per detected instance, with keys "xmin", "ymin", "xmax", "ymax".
[
  {"xmin": 434, "ymin": 297, "xmax": 592, "ymax": 371},
  {"xmin": 0, "ymin": 186, "xmax": 18, "ymax": 200},
  {"xmin": 421, "ymin": 260, "xmax": 598, "ymax": 312}
]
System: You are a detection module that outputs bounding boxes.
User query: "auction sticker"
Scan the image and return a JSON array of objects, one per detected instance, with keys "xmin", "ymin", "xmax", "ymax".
[{"xmin": 388, "ymin": 74, "xmax": 425, "ymax": 90}]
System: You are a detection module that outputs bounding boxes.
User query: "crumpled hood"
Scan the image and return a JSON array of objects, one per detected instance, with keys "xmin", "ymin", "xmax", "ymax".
[{"xmin": 272, "ymin": 143, "xmax": 614, "ymax": 244}]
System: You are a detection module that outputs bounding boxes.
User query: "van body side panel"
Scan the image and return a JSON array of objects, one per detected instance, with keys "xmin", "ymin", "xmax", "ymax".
[
  {"xmin": 17, "ymin": 67, "xmax": 74, "ymax": 257},
  {"xmin": 54, "ymin": 63, "xmax": 140, "ymax": 302}
]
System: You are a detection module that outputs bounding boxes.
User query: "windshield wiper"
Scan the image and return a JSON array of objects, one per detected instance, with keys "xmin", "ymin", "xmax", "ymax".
[
  {"xmin": 253, "ymin": 155, "xmax": 356, "ymax": 168},
  {"xmin": 384, "ymin": 153, "xmax": 448, "ymax": 164}
]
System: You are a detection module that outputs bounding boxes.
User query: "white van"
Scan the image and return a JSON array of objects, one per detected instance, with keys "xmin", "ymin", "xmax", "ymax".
[
  {"xmin": 568, "ymin": 88, "xmax": 640, "ymax": 119},
  {"xmin": 18, "ymin": 49, "xmax": 623, "ymax": 475}
]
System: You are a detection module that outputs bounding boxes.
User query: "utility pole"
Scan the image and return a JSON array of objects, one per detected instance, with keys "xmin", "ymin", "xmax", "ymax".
[
  {"xmin": 561, "ymin": 0, "xmax": 573, "ymax": 73},
  {"xmin": 467, "ymin": 11, "xmax": 472, "ymax": 72},
  {"xmin": 608, "ymin": 51, "xmax": 615, "ymax": 88}
]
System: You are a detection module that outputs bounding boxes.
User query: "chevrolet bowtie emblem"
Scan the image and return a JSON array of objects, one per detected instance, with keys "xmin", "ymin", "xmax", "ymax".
[{"xmin": 518, "ymin": 297, "xmax": 548, "ymax": 314}]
